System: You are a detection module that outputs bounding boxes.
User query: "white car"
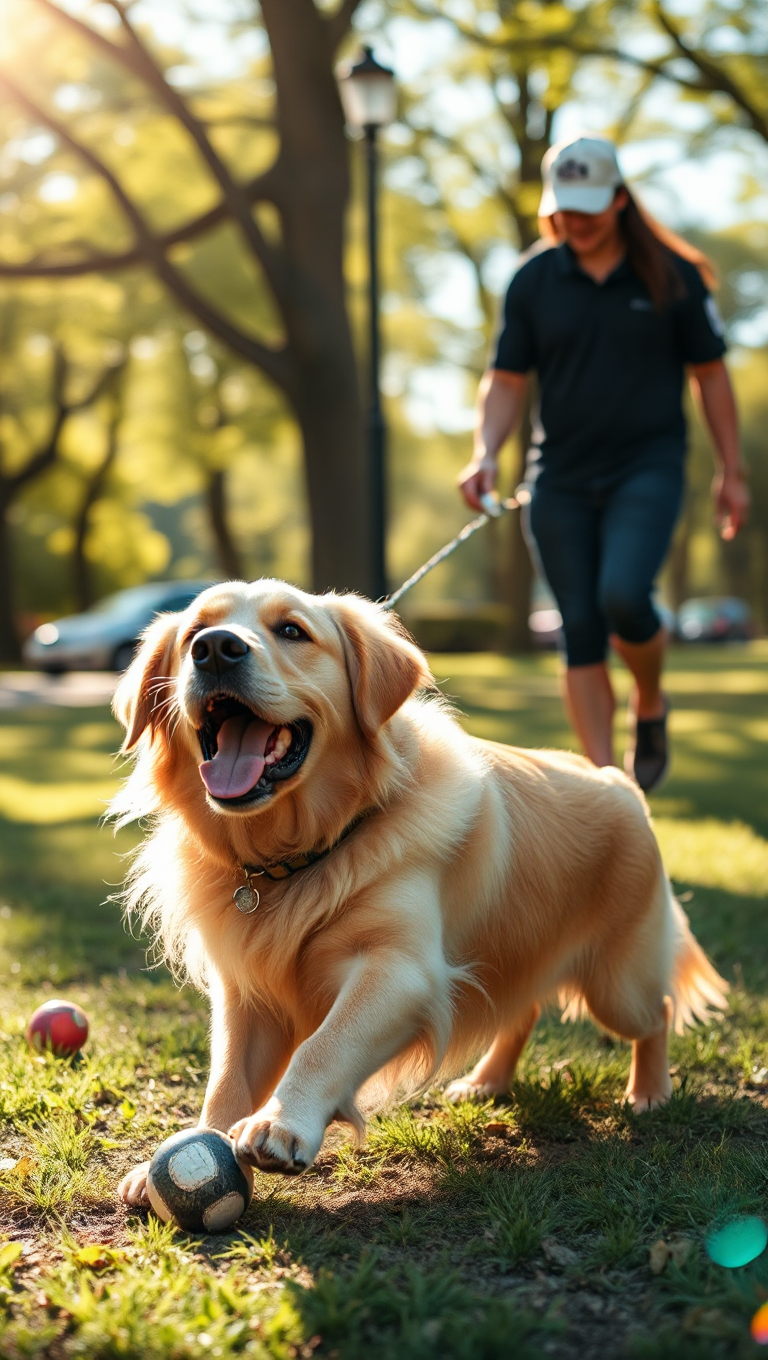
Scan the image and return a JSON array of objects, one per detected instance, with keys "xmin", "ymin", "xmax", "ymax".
[{"xmin": 23, "ymin": 581, "xmax": 214, "ymax": 673}]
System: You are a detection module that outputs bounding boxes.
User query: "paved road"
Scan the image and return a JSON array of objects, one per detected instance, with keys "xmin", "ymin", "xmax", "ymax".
[{"xmin": 0, "ymin": 671, "xmax": 117, "ymax": 708}]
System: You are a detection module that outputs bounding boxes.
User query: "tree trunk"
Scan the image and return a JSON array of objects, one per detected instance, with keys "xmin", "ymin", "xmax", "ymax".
[
  {"xmin": 295, "ymin": 368, "xmax": 370, "ymax": 594},
  {"xmin": 205, "ymin": 467, "xmax": 243, "ymax": 580},
  {"xmin": 261, "ymin": 0, "xmax": 373, "ymax": 595},
  {"xmin": 73, "ymin": 408, "xmax": 121, "ymax": 611},
  {"xmin": 0, "ymin": 488, "xmax": 22, "ymax": 663}
]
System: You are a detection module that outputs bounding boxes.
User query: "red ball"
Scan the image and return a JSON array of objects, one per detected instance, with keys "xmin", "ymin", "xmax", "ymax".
[{"xmin": 26, "ymin": 1000, "xmax": 89, "ymax": 1057}]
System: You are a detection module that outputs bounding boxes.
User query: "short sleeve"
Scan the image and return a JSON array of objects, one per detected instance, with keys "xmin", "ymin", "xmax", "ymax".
[
  {"xmin": 492, "ymin": 268, "xmax": 536, "ymax": 373},
  {"xmin": 672, "ymin": 260, "xmax": 727, "ymax": 364}
]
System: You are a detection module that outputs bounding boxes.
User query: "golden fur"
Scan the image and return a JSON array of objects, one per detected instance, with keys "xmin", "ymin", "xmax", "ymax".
[{"xmin": 113, "ymin": 580, "xmax": 727, "ymax": 1198}]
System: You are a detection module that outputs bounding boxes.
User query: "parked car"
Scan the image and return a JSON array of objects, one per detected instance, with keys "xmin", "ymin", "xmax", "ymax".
[
  {"xmin": 23, "ymin": 581, "xmax": 214, "ymax": 673},
  {"xmin": 676, "ymin": 597, "xmax": 753, "ymax": 643}
]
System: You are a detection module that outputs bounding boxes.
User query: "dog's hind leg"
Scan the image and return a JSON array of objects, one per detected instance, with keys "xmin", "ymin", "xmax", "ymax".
[
  {"xmin": 444, "ymin": 1003, "xmax": 541, "ymax": 1103},
  {"xmin": 624, "ymin": 999, "xmax": 673, "ymax": 1110},
  {"xmin": 579, "ymin": 941, "xmax": 673, "ymax": 1111},
  {"xmin": 585, "ymin": 987, "xmax": 673, "ymax": 1111}
]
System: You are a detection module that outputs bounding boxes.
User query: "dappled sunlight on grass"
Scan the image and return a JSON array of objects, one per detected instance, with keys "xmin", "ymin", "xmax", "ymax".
[
  {"xmin": 0, "ymin": 775, "xmax": 119, "ymax": 824},
  {"xmin": 656, "ymin": 819, "xmax": 768, "ymax": 896},
  {"xmin": 1, "ymin": 652, "xmax": 767, "ymax": 1358}
]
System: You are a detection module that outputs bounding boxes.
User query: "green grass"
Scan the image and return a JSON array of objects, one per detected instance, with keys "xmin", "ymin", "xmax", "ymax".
[{"xmin": 1, "ymin": 645, "xmax": 767, "ymax": 1359}]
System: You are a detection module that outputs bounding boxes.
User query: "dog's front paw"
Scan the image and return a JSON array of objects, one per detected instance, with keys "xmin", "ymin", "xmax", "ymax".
[
  {"xmin": 229, "ymin": 1101, "xmax": 322, "ymax": 1175},
  {"xmin": 118, "ymin": 1160, "xmax": 151, "ymax": 1207},
  {"xmin": 444, "ymin": 1077, "xmax": 501, "ymax": 1103}
]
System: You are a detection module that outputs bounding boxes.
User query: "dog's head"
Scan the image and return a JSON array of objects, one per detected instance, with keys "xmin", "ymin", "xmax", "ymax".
[{"xmin": 113, "ymin": 581, "xmax": 431, "ymax": 833}]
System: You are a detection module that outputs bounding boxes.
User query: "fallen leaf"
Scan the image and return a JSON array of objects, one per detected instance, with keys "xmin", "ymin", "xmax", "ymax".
[
  {"xmin": 541, "ymin": 1238, "xmax": 579, "ymax": 1269},
  {"xmin": 0, "ymin": 1242, "xmax": 23, "ymax": 1271},
  {"xmin": 74, "ymin": 1244, "xmax": 123, "ymax": 1270},
  {"xmin": 10, "ymin": 1156, "xmax": 34, "ymax": 1180},
  {"xmin": 649, "ymin": 1239, "xmax": 670, "ymax": 1275}
]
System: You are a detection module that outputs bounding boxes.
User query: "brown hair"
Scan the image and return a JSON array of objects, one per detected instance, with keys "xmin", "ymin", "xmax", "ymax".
[{"xmin": 539, "ymin": 186, "xmax": 717, "ymax": 311}]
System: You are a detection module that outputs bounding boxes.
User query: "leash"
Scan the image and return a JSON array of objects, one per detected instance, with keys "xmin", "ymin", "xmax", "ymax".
[{"xmin": 382, "ymin": 489, "xmax": 529, "ymax": 613}]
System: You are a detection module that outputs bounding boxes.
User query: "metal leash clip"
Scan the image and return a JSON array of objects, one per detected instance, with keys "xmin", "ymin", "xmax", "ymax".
[{"xmin": 233, "ymin": 865, "xmax": 263, "ymax": 914}]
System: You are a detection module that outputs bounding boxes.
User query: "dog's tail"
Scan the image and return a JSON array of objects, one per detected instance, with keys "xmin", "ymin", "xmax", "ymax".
[{"xmin": 669, "ymin": 883, "xmax": 728, "ymax": 1035}]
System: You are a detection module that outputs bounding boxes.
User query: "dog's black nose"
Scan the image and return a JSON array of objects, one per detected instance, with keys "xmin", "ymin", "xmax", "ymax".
[{"xmin": 191, "ymin": 629, "xmax": 249, "ymax": 674}]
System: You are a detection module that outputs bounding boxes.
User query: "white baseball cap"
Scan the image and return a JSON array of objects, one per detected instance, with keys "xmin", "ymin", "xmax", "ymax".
[{"xmin": 538, "ymin": 137, "xmax": 623, "ymax": 216}]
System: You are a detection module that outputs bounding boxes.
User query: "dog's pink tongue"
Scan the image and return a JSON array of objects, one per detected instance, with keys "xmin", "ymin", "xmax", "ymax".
[{"xmin": 199, "ymin": 715, "xmax": 274, "ymax": 799}]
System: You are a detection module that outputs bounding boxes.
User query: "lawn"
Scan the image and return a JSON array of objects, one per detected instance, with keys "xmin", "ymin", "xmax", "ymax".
[{"xmin": 1, "ymin": 645, "xmax": 767, "ymax": 1360}]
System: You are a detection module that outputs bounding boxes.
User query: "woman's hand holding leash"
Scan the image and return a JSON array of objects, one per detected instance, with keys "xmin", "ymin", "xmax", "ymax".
[{"xmin": 457, "ymin": 454, "xmax": 498, "ymax": 512}]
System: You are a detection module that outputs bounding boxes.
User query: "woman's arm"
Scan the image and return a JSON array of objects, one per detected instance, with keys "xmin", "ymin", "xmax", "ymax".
[
  {"xmin": 458, "ymin": 369, "xmax": 529, "ymax": 510},
  {"xmin": 688, "ymin": 358, "xmax": 749, "ymax": 541}
]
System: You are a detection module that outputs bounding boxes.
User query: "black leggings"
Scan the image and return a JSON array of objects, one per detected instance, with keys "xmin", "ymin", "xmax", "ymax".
[{"xmin": 525, "ymin": 461, "xmax": 684, "ymax": 668}]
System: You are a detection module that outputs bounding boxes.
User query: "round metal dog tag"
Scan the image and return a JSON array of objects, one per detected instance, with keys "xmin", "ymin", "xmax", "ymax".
[{"xmin": 233, "ymin": 883, "xmax": 260, "ymax": 914}]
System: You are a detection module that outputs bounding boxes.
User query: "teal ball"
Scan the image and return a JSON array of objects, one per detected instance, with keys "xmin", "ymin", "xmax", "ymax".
[{"xmin": 146, "ymin": 1128, "xmax": 254, "ymax": 1233}]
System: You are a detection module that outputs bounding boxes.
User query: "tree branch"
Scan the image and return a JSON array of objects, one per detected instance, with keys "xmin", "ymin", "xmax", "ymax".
[
  {"xmin": 32, "ymin": 0, "xmax": 287, "ymax": 298},
  {"xmin": 0, "ymin": 73, "xmax": 293, "ymax": 392},
  {"xmin": 325, "ymin": 0, "xmax": 363, "ymax": 54},
  {"xmin": 417, "ymin": 124, "xmax": 516, "ymax": 215},
  {"xmin": 0, "ymin": 169, "xmax": 280, "ymax": 278},
  {"xmin": 73, "ymin": 364, "xmax": 126, "ymax": 610},
  {"xmin": 405, "ymin": 0, "xmax": 715, "ymax": 95},
  {"xmin": 2, "ymin": 347, "xmax": 115, "ymax": 493},
  {"xmin": 652, "ymin": 1, "xmax": 768, "ymax": 142}
]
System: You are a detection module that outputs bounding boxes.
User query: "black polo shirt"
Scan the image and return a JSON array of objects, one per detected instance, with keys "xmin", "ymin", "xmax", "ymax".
[{"xmin": 492, "ymin": 242, "xmax": 727, "ymax": 487}]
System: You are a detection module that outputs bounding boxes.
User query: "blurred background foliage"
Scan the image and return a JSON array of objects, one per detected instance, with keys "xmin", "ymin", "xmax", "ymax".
[{"xmin": 0, "ymin": 0, "xmax": 766, "ymax": 652}]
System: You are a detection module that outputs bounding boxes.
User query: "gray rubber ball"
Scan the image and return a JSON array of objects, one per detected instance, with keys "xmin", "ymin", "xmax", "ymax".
[{"xmin": 146, "ymin": 1127, "xmax": 254, "ymax": 1232}]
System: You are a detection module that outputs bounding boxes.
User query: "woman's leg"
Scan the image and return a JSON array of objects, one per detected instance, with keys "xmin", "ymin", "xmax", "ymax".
[
  {"xmin": 563, "ymin": 662, "xmax": 616, "ymax": 767},
  {"xmin": 611, "ymin": 628, "xmax": 668, "ymax": 721},
  {"xmin": 526, "ymin": 482, "xmax": 616, "ymax": 766},
  {"xmin": 597, "ymin": 463, "xmax": 684, "ymax": 786}
]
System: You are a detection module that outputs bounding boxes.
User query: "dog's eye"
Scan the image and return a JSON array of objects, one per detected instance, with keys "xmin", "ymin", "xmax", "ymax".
[{"xmin": 275, "ymin": 621, "xmax": 311, "ymax": 642}]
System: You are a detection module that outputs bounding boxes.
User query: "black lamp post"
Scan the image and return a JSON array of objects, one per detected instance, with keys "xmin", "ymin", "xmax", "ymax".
[{"xmin": 337, "ymin": 46, "xmax": 397, "ymax": 601}]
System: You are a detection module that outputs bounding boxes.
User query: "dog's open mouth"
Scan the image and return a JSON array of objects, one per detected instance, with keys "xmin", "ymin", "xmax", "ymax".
[{"xmin": 196, "ymin": 696, "xmax": 312, "ymax": 806}]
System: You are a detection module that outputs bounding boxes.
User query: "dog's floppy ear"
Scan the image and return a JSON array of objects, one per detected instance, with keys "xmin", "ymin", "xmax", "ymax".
[
  {"xmin": 332, "ymin": 598, "xmax": 432, "ymax": 740},
  {"xmin": 113, "ymin": 612, "xmax": 180, "ymax": 752}
]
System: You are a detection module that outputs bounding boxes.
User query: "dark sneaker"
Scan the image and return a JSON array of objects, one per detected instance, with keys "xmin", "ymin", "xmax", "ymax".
[{"xmin": 625, "ymin": 704, "xmax": 669, "ymax": 793}]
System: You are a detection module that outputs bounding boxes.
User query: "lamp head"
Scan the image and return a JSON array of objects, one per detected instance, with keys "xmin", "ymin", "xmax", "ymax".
[{"xmin": 337, "ymin": 45, "xmax": 397, "ymax": 131}]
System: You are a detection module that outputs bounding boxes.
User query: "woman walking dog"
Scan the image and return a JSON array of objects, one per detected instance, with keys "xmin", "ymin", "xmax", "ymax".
[{"xmin": 459, "ymin": 136, "xmax": 749, "ymax": 791}]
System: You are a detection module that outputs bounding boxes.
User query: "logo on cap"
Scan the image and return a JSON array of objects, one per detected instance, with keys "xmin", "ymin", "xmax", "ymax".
[{"xmin": 556, "ymin": 158, "xmax": 589, "ymax": 182}]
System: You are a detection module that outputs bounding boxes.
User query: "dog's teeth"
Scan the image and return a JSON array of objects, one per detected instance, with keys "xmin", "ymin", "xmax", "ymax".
[{"xmin": 265, "ymin": 727, "xmax": 292, "ymax": 766}]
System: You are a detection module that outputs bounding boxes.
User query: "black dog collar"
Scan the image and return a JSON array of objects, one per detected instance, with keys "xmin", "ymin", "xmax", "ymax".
[{"xmin": 233, "ymin": 812, "xmax": 371, "ymax": 914}]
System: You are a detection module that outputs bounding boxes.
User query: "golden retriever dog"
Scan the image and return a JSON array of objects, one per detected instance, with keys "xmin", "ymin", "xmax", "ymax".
[{"xmin": 113, "ymin": 580, "xmax": 727, "ymax": 1206}]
